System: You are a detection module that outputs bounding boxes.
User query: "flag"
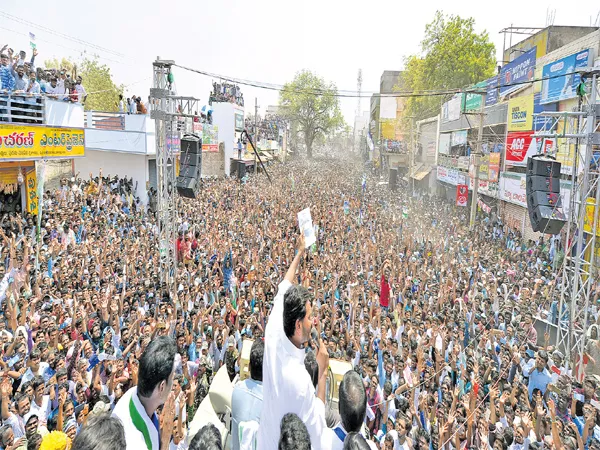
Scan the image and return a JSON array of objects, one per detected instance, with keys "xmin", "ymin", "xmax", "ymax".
[
  {"xmin": 29, "ymin": 32, "xmax": 36, "ymax": 50},
  {"xmin": 402, "ymin": 207, "xmax": 408, "ymax": 219},
  {"xmin": 361, "ymin": 175, "xmax": 366, "ymax": 192}
]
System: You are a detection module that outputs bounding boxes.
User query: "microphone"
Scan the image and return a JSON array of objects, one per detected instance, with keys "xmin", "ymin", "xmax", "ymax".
[{"xmin": 311, "ymin": 327, "xmax": 320, "ymax": 350}]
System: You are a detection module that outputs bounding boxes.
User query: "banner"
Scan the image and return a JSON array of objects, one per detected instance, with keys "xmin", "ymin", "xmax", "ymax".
[
  {"xmin": 505, "ymin": 131, "xmax": 538, "ymax": 165},
  {"xmin": 499, "ymin": 47, "xmax": 536, "ymax": 97},
  {"xmin": 488, "ymin": 153, "xmax": 500, "ymax": 182},
  {"xmin": 456, "ymin": 185, "xmax": 468, "ymax": 207},
  {"xmin": 533, "ymin": 92, "xmax": 558, "ymax": 131},
  {"xmin": 235, "ymin": 113, "xmax": 244, "ymax": 132},
  {"xmin": 25, "ymin": 169, "xmax": 38, "ymax": 215},
  {"xmin": 500, "ymin": 172, "xmax": 571, "ymax": 213},
  {"xmin": 202, "ymin": 124, "xmax": 219, "ymax": 152},
  {"xmin": 541, "ymin": 48, "xmax": 591, "ymax": 104},
  {"xmin": 0, "ymin": 124, "xmax": 84, "ymax": 160},
  {"xmin": 446, "ymin": 95, "xmax": 462, "ymax": 122},
  {"xmin": 507, "ymin": 94, "xmax": 534, "ymax": 131},
  {"xmin": 478, "ymin": 155, "xmax": 490, "ymax": 181}
]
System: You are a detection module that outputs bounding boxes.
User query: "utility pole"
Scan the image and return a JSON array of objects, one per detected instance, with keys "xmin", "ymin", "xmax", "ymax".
[
  {"xmin": 254, "ymin": 97, "xmax": 259, "ymax": 174},
  {"xmin": 410, "ymin": 117, "xmax": 415, "ymax": 194},
  {"xmin": 469, "ymin": 92, "xmax": 486, "ymax": 229}
]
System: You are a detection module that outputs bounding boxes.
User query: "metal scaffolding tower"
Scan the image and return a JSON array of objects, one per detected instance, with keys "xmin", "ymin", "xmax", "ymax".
[
  {"xmin": 150, "ymin": 58, "xmax": 202, "ymax": 295},
  {"xmin": 533, "ymin": 68, "xmax": 600, "ymax": 376}
]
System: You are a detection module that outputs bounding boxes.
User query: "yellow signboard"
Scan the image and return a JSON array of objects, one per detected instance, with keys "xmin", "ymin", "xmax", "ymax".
[
  {"xmin": 381, "ymin": 120, "xmax": 395, "ymax": 140},
  {"xmin": 0, "ymin": 123, "xmax": 85, "ymax": 160},
  {"xmin": 507, "ymin": 94, "xmax": 534, "ymax": 131},
  {"xmin": 25, "ymin": 169, "xmax": 38, "ymax": 215}
]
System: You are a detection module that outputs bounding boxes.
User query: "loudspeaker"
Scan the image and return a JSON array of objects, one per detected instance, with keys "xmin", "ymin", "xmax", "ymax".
[
  {"xmin": 530, "ymin": 205, "xmax": 567, "ymax": 235},
  {"xmin": 176, "ymin": 176, "xmax": 199, "ymax": 199},
  {"xmin": 527, "ymin": 176, "xmax": 560, "ymax": 193},
  {"xmin": 527, "ymin": 157, "xmax": 561, "ymax": 177},
  {"xmin": 177, "ymin": 134, "xmax": 202, "ymax": 198},
  {"xmin": 526, "ymin": 156, "xmax": 565, "ymax": 235},
  {"xmin": 389, "ymin": 168, "xmax": 398, "ymax": 191}
]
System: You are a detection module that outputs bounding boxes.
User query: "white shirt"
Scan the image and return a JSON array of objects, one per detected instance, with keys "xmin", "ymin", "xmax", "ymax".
[
  {"xmin": 29, "ymin": 395, "xmax": 51, "ymax": 426},
  {"xmin": 257, "ymin": 279, "xmax": 330, "ymax": 449}
]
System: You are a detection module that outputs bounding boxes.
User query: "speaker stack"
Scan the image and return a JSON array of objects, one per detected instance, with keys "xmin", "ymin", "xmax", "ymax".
[
  {"xmin": 389, "ymin": 168, "xmax": 398, "ymax": 191},
  {"xmin": 176, "ymin": 134, "xmax": 202, "ymax": 198},
  {"xmin": 526, "ymin": 156, "xmax": 566, "ymax": 235}
]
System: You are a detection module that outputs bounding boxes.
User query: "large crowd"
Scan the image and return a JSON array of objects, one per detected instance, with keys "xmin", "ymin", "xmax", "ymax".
[{"xmin": 0, "ymin": 152, "xmax": 599, "ymax": 450}]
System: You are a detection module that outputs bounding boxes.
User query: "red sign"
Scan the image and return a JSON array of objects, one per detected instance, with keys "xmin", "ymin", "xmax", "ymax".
[
  {"xmin": 505, "ymin": 131, "xmax": 535, "ymax": 164},
  {"xmin": 456, "ymin": 184, "xmax": 468, "ymax": 207}
]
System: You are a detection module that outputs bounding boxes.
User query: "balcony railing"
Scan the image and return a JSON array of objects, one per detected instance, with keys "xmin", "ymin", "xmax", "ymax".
[{"xmin": 0, "ymin": 93, "xmax": 44, "ymax": 124}]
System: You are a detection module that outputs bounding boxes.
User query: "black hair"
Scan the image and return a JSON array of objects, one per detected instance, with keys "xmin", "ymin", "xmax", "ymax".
[
  {"xmin": 283, "ymin": 285, "xmax": 311, "ymax": 339},
  {"xmin": 72, "ymin": 414, "xmax": 126, "ymax": 450},
  {"xmin": 27, "ymin": 432, "xmax": 42, "ymax": 450},
  {"xmin": 343, "ymin": 432, "xmax": 370, "ymax": 450},
  {"xmin": 32, "ymin": 376, "xmax": 45, "ymax": 392},
  {"xmin": 339, "ymin": 370, "xmax": 367, "ymax": 433},
  {"xmin": 278, "ymin": 413, "xmax": 311, "ymax": 450},
  {"xmin": 189, "ymin": 423, "xmax": 222, "ymax": 450},
  {"xmin": 304, "ymin": 351, "xmax": 319, "ymax": 389},
  {"xmin": 249, "ymin": 339, "xmax": 264, "ymax": 382},
  {"xmin": 137, "ymin": 335, "xmax": 177, "ymax": 398}
]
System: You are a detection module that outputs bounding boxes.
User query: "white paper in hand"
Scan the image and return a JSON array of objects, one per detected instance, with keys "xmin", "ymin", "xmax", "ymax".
[{"xmin": 297, "ymin": 207, "xmax": 316, "ymax": 248}]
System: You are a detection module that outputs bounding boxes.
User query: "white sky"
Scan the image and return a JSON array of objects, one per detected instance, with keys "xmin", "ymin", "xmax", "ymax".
[{"xmin": 2, "ymin": 1, "xmax": 599, "ymax": 123}]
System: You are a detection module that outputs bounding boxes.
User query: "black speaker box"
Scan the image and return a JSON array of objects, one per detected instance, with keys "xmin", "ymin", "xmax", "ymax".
[
  {"xmin": 181, "ymin": 134, "xmax": 201, "ymax": 153},
  {"xmin": 527, "ymin": 191, "xmax": 562, "ymax": 209},
  {"xmin": 179, "ymin": 164, "xmax": 199, "ymax": 179},
  {"xmin": 527, "ymin": 175, "xmax": 560, "ymax": 193},
  {"xmin": 389, "ymin": 168, "xmax": 398, "ymax": 191},
  {"xmin": 530, "ymin": 205, "xmax": 567, "ymax": 234},
  {"xmin": 180, "ymin": 152, "xmax": 201, "ymax": 167},
  {"xmin": 527, "ymin": 157, "xmax": 561, "ymax": 177},
  {"xmin": 176, "ymin": 176, "xmax": 199, "ymax": 199}
]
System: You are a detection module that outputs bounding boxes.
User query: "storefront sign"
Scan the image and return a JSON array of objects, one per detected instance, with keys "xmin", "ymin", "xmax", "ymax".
[
  {"xmin": 457, "ymin": 156, "xmax": 470, "ymax": 171},
  {"xmin": 469, "ymin": 178, "xmax": 499, "ymax": 197},
  {"xmin": 505, "ymin": 131, "xmax": 537, "ymax": 166},
  {"xmin": 0, "ymin": 124, "xmax": 85, "ymax": 160},
  {"xmin": 463, "ymin": 81, "xmax": 487, "ymax": 112},
  {"xmin": 499, "ymin": 47, "xmax": 536, "ymax": 97},
  {"xmin": 456, "ymin": 184, "xmax": 468, "ymax": 206},
  {"xmin": 438, "ymin": 133, "xmax": 451, "ymax": 155},
  {"xmin": 486, "ymin": 77, "xmax": 499, "ymax": 106},
  {"xmin": 235, "ymin": 113, "xmax": 244, "ymax": 132},
  {"xmin": 442, "ymin": 94, "xmax": 462, "ymax": 123},
  {"xmin": 507, "ymin": 94, "xmax": 534, "ymax": 131},
  {"xmin": 451, "ymin": 130, "xmax": 468, "ymax": 146},
  {"xmin": 541, "ymin": 49, "xmax": 591, "ymax": 104},
  {"xmin": 437, "ymin": 166, "xmax": 448, "ymax": 182}
]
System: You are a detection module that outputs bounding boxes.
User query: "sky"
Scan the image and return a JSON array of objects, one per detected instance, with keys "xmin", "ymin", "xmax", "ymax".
[{"xmin": 1, "ymin": 0, "xmax": 600, "ymax": 124}]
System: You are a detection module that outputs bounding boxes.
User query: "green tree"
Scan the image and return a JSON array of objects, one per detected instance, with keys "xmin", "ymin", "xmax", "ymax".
[
  {"xmin": 400, "ymin": 11, "xmax": 496, "ymax": 121},
  {"xmin": 280, "ymin": 70, "xmax": 344, "ymax": 158},
  {"xmin": 44, "ymin": 56, "xmax": 123, "ymax": 112}
]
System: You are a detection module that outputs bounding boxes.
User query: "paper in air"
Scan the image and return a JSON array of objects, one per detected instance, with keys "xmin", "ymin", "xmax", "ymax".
[{"xmin": 297, "ymin": 208, "xmax": 316, "ymax": 248}]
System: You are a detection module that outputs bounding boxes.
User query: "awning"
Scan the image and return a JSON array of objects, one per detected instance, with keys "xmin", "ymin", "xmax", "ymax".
[{"xmin": 412, "ymin": 166, "xmax": 432, "ymax": 181}]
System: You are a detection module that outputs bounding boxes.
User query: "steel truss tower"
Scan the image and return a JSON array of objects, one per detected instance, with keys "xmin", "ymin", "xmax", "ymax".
[
  {"xmin": 150, "ymin": 59, "xmax": 202, "ymax": 295},
  {"xmin": 533, "ymin": 69, "xmax": 600, "ymax": 376}
]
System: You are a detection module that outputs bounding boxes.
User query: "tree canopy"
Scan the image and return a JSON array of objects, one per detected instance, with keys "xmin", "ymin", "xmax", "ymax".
[
  {"xmin": 400, "ymin": 11, "xmax": 496, "ymax": 121},
  {"xmin": 44, "ymin": 56, "xmax": 123, "ymax": 112},
  {"xmin": 279, "ymin": 70, "xmax": 344, "ymax": 158}
]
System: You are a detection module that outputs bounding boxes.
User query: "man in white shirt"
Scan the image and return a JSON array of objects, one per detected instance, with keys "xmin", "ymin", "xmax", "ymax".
[
  {"xmin": 258, "ymin": 234, "xmax": 331, "ymax": 449},
  {"xmin": 75, "ymin": 76, "xmax": 87, "ymax": 104}
]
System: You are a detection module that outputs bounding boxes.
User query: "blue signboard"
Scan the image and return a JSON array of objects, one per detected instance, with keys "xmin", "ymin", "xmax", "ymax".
[
  {"xmin": 533, "ymin": 92, "xmax": 558, "ymax": 131},
  {"xmin": 485, "ymin": 77, "xmax": 498, "ymax": 106},
  {"xmin": 499, "ymin": 47, "xmax": 537, "ymax": 97},
  {"xmin": 541, "ymin": 48, "xmax": 591, "ymax": 104}
]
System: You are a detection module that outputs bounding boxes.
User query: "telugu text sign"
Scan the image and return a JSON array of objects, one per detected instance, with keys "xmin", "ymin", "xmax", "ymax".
[{"xmin": 0, "ymin": 124, "xmax": 85, "ymax": 160}]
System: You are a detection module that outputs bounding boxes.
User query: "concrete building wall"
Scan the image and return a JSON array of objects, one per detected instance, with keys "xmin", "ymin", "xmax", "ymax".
[
  {"xmin": 537, "ymin": 29, "xmax": 600, "ymax": 68},
  {"xmin": 202, "ymin": 143, "xmax": 226, "ymax": 177}
]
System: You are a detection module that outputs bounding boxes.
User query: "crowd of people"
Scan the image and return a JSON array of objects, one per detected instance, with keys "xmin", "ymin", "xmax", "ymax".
[
  {"xmin": 0, "ymin": 151, "xmax": 599, "ymax": 450},
  {"xmin": 209, "ymin": 82, "xmax": 244, "ymax": 107},
  {"xmin": 245, "ymin": 115, "xmax": 287, "ymax": 142},
  {"xmin": 0, "ymin": 44, "xmax": 87, "ymax": 105}
]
